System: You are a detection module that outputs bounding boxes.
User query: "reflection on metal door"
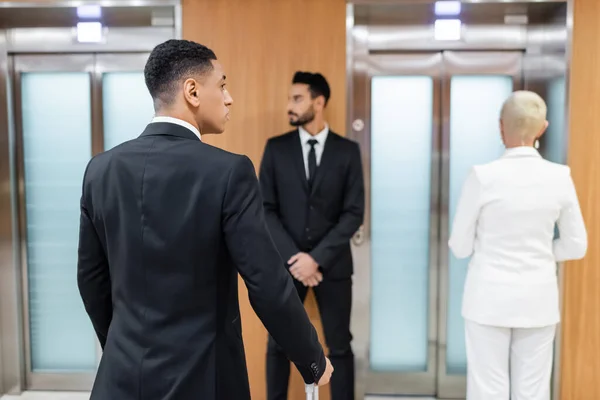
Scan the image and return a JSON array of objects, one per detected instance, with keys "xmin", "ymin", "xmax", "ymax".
[
  {"xmin": 11, "ymin": 52, "xmax": 153, "ymax": 391},
  {"xmin": 349, "ymin": 51, "xmax": 522, "ymax": 399}
]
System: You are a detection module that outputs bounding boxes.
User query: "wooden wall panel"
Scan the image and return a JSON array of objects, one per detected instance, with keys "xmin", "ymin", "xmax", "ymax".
[
  {"xmin": 560, "ymin": 0, "xmax": 600, "ymax": 398},
  {"xmin": 182, "ymin": 1, "xmax": 346, "ymax": 399}
]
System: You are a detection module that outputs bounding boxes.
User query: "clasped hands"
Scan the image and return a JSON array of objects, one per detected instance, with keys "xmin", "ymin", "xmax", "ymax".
[{"xmin": 288, "ymin": 252, "xmax": 322, "ymax": 287}]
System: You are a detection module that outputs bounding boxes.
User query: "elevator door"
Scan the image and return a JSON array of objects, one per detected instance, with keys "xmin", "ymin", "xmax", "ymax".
[
  {"xmin": 350, "ymin": 51, "xmax": 522, "ymax": 399},
  {"xmin": 11, "ymin": 52, "xmax": 154, "ymax": 390}
]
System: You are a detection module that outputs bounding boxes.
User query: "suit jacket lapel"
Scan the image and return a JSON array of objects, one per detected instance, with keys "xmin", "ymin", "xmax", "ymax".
[
  {"xmin": 310, "ymin": 133, "xmax": 337, "ymax": 195},
  {"xmin": 289, "ymin": 130, "xmax": 309, "ymax": 193}
]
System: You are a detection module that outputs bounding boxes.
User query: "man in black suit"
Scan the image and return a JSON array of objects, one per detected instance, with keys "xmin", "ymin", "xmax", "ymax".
[
  {"xmin": 260, "ymin": 72, "xmax": 364, "ymax": 400},
  {"xmin": 77, "ymin": 40, "xmax": 333, "ymax": 400}
]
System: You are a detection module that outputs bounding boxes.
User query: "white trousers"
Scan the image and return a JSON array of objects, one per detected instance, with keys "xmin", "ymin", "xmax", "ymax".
[{"xmin": 465, "ymin": 319, "xmax": 556, "ymax": 400}]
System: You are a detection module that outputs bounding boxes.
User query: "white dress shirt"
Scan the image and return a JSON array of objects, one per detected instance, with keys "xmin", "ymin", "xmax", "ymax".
[
  {"xmin": 151, "ymin": 116, "xmax": 202, "ymax": 141},
  {"xmin": 299, "ymin": 124, "xmax": 329, "ymax": 179},
  {"xmin": 449, "ymin": 146, "xmax": 587, "ymax": 328}
]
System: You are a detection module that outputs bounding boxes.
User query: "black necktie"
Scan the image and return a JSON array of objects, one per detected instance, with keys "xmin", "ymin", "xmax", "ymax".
[{"xmin": 307, "ymin": 139, "xmax": 318, "ymax": 185}]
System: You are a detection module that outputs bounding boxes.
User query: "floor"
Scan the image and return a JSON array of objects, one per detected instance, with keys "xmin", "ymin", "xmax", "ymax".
[{"xmin": 0, "ymin": 392, "xmax": 437, "ymax": 400}]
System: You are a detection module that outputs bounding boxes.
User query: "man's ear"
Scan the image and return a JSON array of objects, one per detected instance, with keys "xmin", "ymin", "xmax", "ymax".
[
  {"xmin": 183, "ymin": 78, "xmax": 200, "ymax": 107},
  {"xmin": 315, "ymin": 95, "xmax": 325, "ymax": 110}
]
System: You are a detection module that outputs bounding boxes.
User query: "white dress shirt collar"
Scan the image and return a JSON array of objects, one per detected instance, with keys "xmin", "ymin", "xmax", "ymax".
[
  {"xmin": 298, "ymin": 124, "xmax": 329, "ymax": 146},
  {"xmin": 151, "ymin": 116, "xmax": 202, "ymax": 141},
  {"xmin": 502, "ymin": 146, "xmax": 540, "ymax": 158}
]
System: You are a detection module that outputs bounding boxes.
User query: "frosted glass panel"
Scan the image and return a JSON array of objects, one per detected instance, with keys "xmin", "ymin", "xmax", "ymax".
[
  {"xmin": 544, "ymin": 77, "xmax": 566, "ymax": 164},
  {"xmin": 370, "ymin": 76, "xmax": 433, "ymax": 371},
  {"xmin": 447, "ymin": 75, "xmax": 513, "ymax": 374},
  {"xmin": 103, "ymin": 72, "xmax": 155, "ymax": 150},
  {"xmin": 21, "ymin": 72, "xmax": 96, "ymax": 371}
]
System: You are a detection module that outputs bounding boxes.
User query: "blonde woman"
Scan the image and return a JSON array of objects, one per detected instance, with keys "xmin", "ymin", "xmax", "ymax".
[{"xmin": 449, "ymin": 90, "xmax": 587, "ymax": 400}]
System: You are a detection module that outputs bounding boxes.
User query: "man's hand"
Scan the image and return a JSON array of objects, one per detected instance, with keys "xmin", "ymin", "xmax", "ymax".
[
  {"xmin": 303, "ymin": 271, "xmax": 323, "ymax": 287},
  {"xmin": 317, "ymin": 357, "xmax": 334, "ymax": 386},
  {"xmin": 288, "ymin": 252, "xmax": 320, "ymax": 286}
]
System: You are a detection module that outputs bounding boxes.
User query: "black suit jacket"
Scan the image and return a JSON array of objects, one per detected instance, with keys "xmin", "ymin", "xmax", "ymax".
[
  {"xmin": 259, "ymin": 129, "xmax": 365, "ymax": 279},
  {"xmin": 77, "ymin": 122, "xmax": 326, "ymax": 400}
]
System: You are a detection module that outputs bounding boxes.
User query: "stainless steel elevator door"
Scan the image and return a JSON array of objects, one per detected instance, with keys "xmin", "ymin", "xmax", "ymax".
[
  {"xmin": 10, "ymin": 52, "xmax": 152, "ymax": 391},
  {"xmin": 349, "ymin": 51, "xmax": 523, "ymax": 399}
]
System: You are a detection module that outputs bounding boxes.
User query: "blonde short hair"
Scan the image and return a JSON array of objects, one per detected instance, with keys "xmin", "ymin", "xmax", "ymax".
[{"xmin": 500, "ymin": 90, "xmax": 547, "ymax": 140}]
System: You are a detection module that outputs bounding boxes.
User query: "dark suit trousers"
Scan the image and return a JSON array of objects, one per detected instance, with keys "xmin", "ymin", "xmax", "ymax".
[{"xmin": 266, "ymin": 277, "xmax": 354, "ymax": 400}]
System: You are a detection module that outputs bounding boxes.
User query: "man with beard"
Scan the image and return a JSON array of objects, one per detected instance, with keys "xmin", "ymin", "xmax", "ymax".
[{"xmin": 259, "ymin": 71, "xmax": 365, "ymax": 400}]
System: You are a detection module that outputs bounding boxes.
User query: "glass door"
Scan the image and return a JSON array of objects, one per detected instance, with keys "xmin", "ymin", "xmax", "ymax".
[
  {"xmin": 438, "ymin": 51, "xmax": 522, "ymax": 399},
  {"xmin": 95, "ymin": 53, "xmax": 155, "ymax": 153},
  {"xmin": 11, "ymin": 52, "xmax": 153, "ymax": 391},
  {"xmin": 351, "ymin": 52, "xmax": 443, "ymax": 397},
  {"xmin": 13, "ymin": 54, "xmax": 97, "ymax": 391},
  {"xmin": 350, "ymin": 51, "xmax": 522, "ymax": 399}
]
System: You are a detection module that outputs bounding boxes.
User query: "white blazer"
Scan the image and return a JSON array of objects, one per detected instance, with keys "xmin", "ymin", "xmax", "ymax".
[{"xmin": 449, "ymin": 146, "xmax": 587, "ymax": 328}]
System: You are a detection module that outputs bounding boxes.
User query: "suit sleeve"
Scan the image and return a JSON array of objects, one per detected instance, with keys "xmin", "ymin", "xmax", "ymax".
[
  {"xmin": 258, "ymin": 140, "xmax": 300, "ymax": 262},
  {"xmin": 223, "ymin": 155, "xmax": 326, "ymax": 384},
  {"xmin": 77, "ymin": 165, "xmax": 112, "ymax": 349},
  {"xmin": 448, "ymin": 167, "xmax": 483, "ymax": 259},
  {"xmin": 310, "ymin": 142, "xmax": 365, "ymax": 269},
  {"xmin": 553, "ymin": 168, "xmax": 587, "ymax": 262}
]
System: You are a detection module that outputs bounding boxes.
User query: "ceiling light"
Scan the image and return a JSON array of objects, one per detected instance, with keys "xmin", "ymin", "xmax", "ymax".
[
  {"xmin": 77, "ymin": 5, "xmax": 102, "ymax": 19},
  {"xmin": 435, "ymin": 1, "xmax": 461, "ymax": 16},
  {"xmin": 434, "ymin": 19, "xmax": 462, "ymax": 41},
  {"xmin": 77, "ymin": 22, "xmax": 103, "ymax": 43}
]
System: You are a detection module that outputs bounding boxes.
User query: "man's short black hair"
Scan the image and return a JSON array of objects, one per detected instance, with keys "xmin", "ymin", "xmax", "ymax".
[
  {"xmin": 292, "ymin": 71, "xmax": 331, "ymax": 105},
  {"xmin": 144, "ymin": 39, "xmax": 217, "ymax": 106}
]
